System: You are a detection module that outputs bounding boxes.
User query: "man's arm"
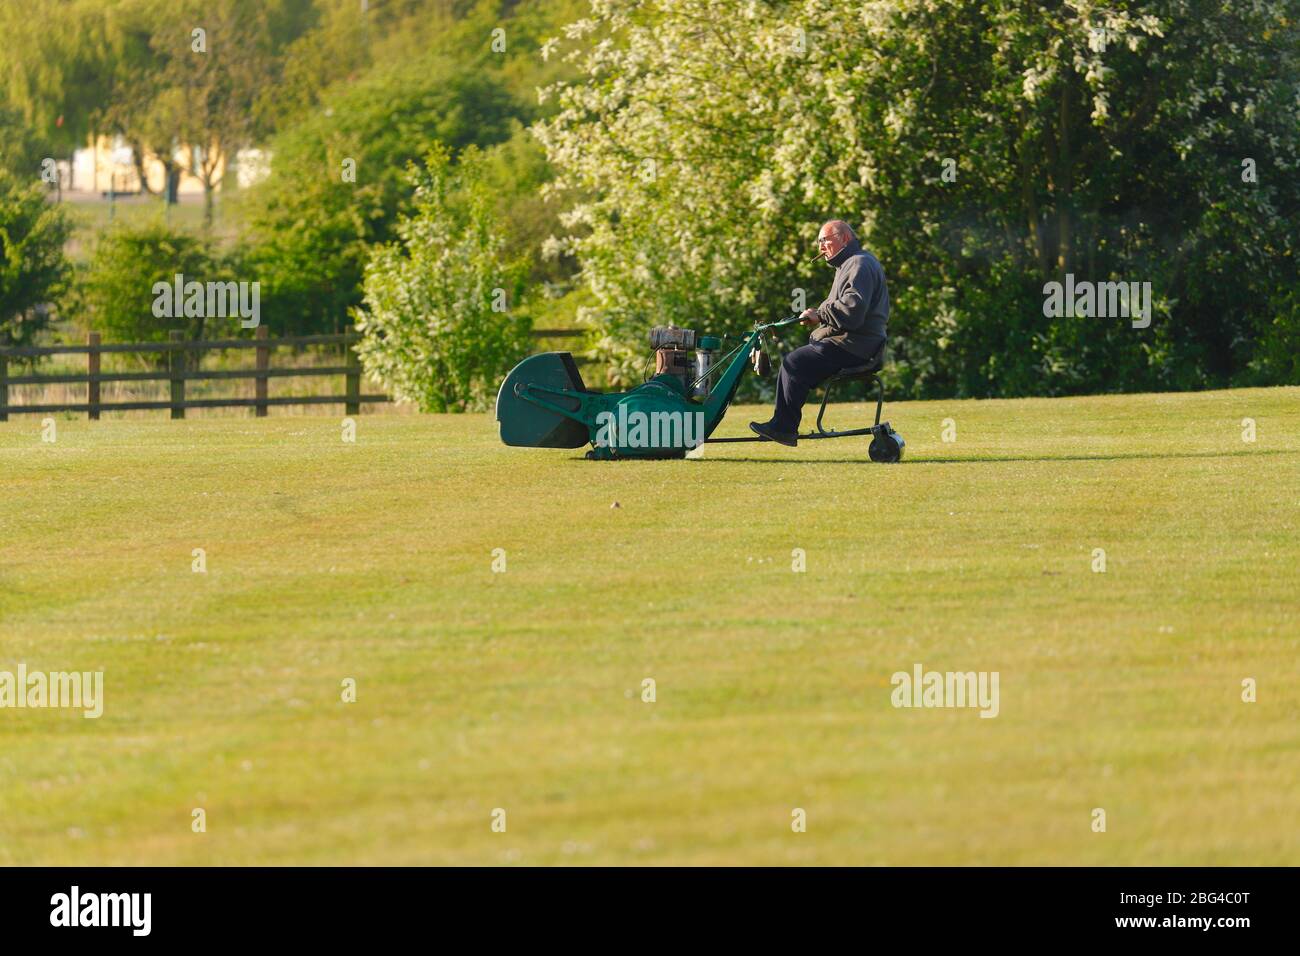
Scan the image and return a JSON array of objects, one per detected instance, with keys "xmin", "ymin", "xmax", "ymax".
[{"xmin": 815, "ymin": 258, "xmax": 872, "ymax": 331}]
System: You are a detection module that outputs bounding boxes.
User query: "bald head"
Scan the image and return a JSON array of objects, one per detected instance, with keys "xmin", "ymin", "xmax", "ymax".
[{"xmin": 816, "ymin": 220, "xmax": 856, "ymax": 260}]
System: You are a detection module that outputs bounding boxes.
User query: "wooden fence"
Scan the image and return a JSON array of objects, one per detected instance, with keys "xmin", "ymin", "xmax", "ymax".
[{"xmin": 0, "ymin": 327, "xmax": 582, "ymax": 421}]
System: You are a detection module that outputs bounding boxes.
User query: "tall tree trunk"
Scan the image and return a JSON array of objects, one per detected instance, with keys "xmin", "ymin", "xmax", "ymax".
[
  {"xmin": 200, "ymin": 145, "xmax": 222, "ymax": 230},
  {"xmin": 131, "ymin": 141, "xmax": 158, "ymax": 197},
  {"xmin": 1022, "ymin": 166, "xmax": 1049, "ymax": 277},
  {"xmin": 1016, "ymin": 111, "xmax": 1051, "ymax": 276},
  {"xmin": 1056, "ymin": 75, "xmax": 1073, "ymax": 274}
]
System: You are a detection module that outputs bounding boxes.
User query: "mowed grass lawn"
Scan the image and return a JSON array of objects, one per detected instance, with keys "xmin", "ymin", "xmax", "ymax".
[{"xmin": 1, "ymin": 386, "xmax": 1297, "ymax": 865}]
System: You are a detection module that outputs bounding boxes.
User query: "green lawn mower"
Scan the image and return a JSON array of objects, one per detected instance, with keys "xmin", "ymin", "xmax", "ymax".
[{"xmin": 495, "ymin": 315, "xmax": 905, "ymax": 462}]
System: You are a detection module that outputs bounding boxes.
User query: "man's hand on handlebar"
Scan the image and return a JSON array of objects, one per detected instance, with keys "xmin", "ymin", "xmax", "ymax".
[{"xmin": 799, "ymin": 308, "xmax": 821, "ymax": 328}]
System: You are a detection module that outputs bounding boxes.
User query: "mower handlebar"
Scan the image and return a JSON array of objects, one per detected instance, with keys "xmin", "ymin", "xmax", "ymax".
[{"xmin": 755, "ymin": 314, "xmax": 805, "ymax": 332}]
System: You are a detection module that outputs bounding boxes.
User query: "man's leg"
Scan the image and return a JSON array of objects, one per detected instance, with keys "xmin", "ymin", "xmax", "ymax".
[{"xmin": 769, "ymin": 342, "xmax": 861, "ymax": 433}]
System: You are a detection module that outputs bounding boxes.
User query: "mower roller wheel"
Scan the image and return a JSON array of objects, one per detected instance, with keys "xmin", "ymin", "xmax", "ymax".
[{"xmin": 869, "ymin": 430, "xmax": 904, "ymax": 463}]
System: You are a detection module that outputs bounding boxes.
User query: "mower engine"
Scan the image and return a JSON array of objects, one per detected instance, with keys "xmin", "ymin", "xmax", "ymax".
[{"xmin": 650, "ymin": 325, "xmax": 720, "ymax": 398}]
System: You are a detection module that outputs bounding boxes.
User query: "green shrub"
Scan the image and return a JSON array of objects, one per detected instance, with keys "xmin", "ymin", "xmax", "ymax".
[
  {"xmin": 354, "ymin": 146, "xmax": 532, "ymax": 412},
  {"xmin": 76, "ymin": 222, "xmax": 248, "ymax": 347},
  {"xmin": 0, "ymin": 166, "xmax": 71, "ymax": 348}
]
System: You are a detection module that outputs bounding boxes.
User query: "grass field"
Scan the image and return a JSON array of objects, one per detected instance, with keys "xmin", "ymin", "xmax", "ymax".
[
  {"xmin": 2, "ymin": 386, "xmax": 1297, "ymax": 865},
  {"xmin": 62, "ymin": 193, "xmax": 233, "ymax": 263}
]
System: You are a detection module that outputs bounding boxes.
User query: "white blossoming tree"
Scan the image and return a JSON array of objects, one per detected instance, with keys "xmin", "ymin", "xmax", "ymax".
[{"xmin": 535, "ymin": 0, "xmax": 1299, "ymax": 396}]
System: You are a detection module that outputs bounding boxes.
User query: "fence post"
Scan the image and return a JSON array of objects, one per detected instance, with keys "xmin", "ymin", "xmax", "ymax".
[
  {"xmin": 345, "ymin": 324, "xmax": 360, "ymax": 416},
  {"xmin": 87, "ymin": 331, "xmax": 101, "ymax": 420},
  {"xmin": 0, "ymin": 349, "xmax": 7, "ymax": 423},
  {"xmin": 169, "ymin": 330, "xmax": 185, "ymax": 420},
  {"xmin": 255, "ymin": 325, "xmax": 269, "ymax": 418}
]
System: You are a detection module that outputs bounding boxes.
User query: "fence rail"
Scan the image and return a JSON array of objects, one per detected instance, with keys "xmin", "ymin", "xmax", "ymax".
[
  {"xmin": 0, "ymin": 327, "xmax": 383, "ymax": 421},
  {"xmin": 0, "ymin": 333, "xmax": 354, "ymax": 357},
  {"xmin": 0, "ymin": 326, "xmax": 586, "ymax": 421}
]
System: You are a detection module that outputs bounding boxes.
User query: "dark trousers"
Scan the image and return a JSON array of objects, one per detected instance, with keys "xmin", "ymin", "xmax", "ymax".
[{"xmin": 769, "ymin": 341, "xmax": 865, "ymax": 432}]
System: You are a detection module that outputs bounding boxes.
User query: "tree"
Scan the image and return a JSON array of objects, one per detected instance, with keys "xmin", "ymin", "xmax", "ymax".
[
  {"xmin": 150, "ymin": 0, "xmax": 280, "ymax": 226},
  {"xmin": 534, "ymin": 0, "xmax": 1300, "ymax": 396},
  {"xmin": 353, "ymin": 145, "xmax": 532, "ymax": 412},
  {"xmin": 0, "ymin": 168, "xmax": 72, "ymax": 348},
  {"xmin": 96, "ymin": 0, "xmax": 188, "ymax": 204},
  {"xmin": 81, "ymin": 0, "xmax": 306, "ymax": 220},
  {"xmin": 242, "ymin": 53, "xmax": 519, "ymax": 335},
  {"xmin": 254, "ymin": 0, "xmax": 374, "ymax": 132},
  {"xmin": 0, "ymin": 105, "xmax": 55, "ymax": 182},
  {"xmin": 0, "ymin": 1, "xmax": 108, "ymax": 159}
]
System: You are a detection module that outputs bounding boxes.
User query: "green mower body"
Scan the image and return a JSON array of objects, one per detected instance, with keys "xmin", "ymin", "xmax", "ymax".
[
  {"xmin": 495, "ymin": 316, "xmax": 904, "ymax": 461},
  {"xmin": 496, "ymin": 320, "xmax": 772, "ymax": 460},
  {"xmin": 497, "ymin": 357, "xmax": 723, "ymax": 460}
]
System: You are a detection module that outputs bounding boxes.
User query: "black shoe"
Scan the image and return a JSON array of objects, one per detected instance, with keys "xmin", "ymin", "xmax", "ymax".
[{"xmin": 749, "ymin": 420, "xmax": 798, "ymax": 447}]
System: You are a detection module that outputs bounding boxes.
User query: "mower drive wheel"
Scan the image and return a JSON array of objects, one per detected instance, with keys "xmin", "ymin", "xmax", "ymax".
[{"xmin": 868, "ymin": 429, "xmax": 904, "ymax": 463}]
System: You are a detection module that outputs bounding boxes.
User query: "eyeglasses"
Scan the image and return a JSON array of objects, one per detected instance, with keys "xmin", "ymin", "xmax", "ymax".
[{"xmin": 817, "ymin": 235, "xmax": 840, "ymax": 246}]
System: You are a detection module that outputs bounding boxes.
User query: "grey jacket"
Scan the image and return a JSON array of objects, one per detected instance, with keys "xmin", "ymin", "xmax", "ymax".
[{"xmin": 810, "ymin": 238, "xmax": 889, "ymax": 360}]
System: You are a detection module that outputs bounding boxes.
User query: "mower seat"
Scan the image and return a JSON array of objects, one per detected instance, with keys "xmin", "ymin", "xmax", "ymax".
[
  {"xmin": 832, "ymin": 359, "xmax": 881, "ymax": 378},
  {"xmin": 815, "ymin": 339, "xmax": 887, "ymax": 434},
  {"xmin": 828, "ymin": 338, "xmax": 887, "ymax": 379}
]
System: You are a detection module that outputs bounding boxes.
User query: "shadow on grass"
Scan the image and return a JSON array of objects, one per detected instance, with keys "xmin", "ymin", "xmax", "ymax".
[{"xmin": 679, "ymin": 448, "xmax": 1298, "ymax": 465}]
